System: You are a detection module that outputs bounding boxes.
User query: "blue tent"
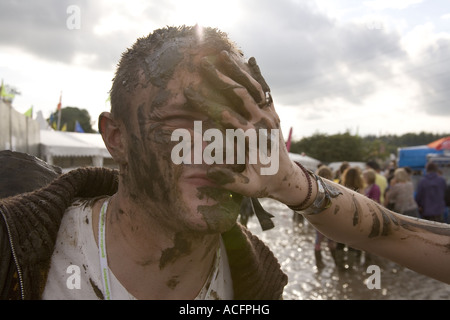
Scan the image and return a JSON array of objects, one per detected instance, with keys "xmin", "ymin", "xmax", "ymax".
[{"xmin": 397, "ymin": 145, "xmax": 444, "ymax": 171}]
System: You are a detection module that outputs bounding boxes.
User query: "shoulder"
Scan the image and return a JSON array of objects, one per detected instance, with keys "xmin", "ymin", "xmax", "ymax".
[{"xmin": 0, "ymin": 150, "xmax": 62, "ymax": 198}]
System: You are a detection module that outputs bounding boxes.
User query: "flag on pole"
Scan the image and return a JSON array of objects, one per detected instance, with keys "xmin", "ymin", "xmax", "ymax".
[
  {"xmin": 23, "ymin": 106, "xmax": 33, "ymax": 118},
  {"xmin": 75, "ymin": 120, "xmax": 85, "ymax": 133},
  {"xmin": 0, "ymin": 79, "xmax": 5, "ymax": 98},
  {"xmin": 57, "ymin": 92, "xmax": 62, "ymax": 111},
  {"xmin": 56, "ymin": 91, "xmax": 62, "ymax": 130},
  {"xmin": 286, "ymin": 127, "xmax": 293, "ymax": 152},
  {"xmin": 1, "ymin": 79, "xmax": 15, "ymax": 101}
]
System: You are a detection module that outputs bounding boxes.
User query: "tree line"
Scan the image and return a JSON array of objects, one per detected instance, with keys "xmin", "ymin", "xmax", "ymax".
[
  {"xmin": 47, "ymin": 106, "xmax": 95, "ymax": 133},
  {"xmin": 46, "ymin": 107, "xmax": 448, "ymax": 165},
  {"xmin": 289, "ymin": 131, "xmax": 450, "ymax": 163}
]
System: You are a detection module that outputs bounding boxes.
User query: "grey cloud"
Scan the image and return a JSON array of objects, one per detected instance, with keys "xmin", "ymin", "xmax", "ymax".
[
  {"xmin": 0, "ymin": 1, "xmax": 93, "ymax": 62},
  {"xmin": 1, "ymin": 0, "xmax": 447, "ymax": 117},
  {"xmin": 0, "ymin": 0, "xmax": 169, "ymax": 70},
  {"xmin": 408, "ymin": 39, "xmax": 450, "ymax": 115},
  {"xmin": 225, "ymin": 0, "xmax": 408, "ymax": 107}
]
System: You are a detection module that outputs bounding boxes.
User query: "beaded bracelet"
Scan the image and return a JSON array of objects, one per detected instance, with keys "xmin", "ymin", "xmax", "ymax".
[
  {"xmin": 288, "ymin": 161, "xmax": 313, "ymax": 211},
  {"xmin": 288, "ymin": 161, "xmax": 336, "ymax": 215}
]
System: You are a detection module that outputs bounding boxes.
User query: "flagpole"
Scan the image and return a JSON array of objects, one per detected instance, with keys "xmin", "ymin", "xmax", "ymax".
[
  {"xmin": 286, "ymin": 127, "xmax": 293, "ymax": 152},
  {"xmin": 57, "ymin": 91, "xmax": 62, "ymax": 131}
]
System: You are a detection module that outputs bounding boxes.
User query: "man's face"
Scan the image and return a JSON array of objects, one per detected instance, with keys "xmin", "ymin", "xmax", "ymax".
[{"xmin": 121, "ymin": 48, "xmax": 243, "ymax": 234}]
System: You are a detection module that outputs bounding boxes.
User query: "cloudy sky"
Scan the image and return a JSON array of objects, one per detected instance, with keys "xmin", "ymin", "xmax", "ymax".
[{"xmin": 1, "ymin": 0, "xmax": 449, "ymax": 140}]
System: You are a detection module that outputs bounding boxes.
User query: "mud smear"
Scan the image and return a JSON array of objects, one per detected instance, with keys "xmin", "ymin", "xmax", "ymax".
[
  {"xmin": 196, "ymin": 186, "xmax": 243, "ymax": 232},
  {"xmin": 367, "ymin": 202, "xmax": 380, "ymax": 238},
  {"xmin": 247, "ymin": 56, "xmax": 271, "ymax": 94},
  {"xmin": 127, "ymin": 133, "xmax": 169, "ymax": 203},
  {"xmin": 89, "ymin": 278, "xmax": 104, "ymax": 300},
  {"xmin": 216, "ymin": 51, "xmax": 263, "ymax": 106},
  {"xmin": 351, "ymin": 195, "xmax": 361, "ymax": 227},
  {"xmin": 144, "ymin": 41, "xmax": 184, "ymax": 89},
  {"xmin": 184, "ymin": 86, "xmax": 248, "ymax": 127},
  {"xmin": 166, "ymin": 276, "xmax": 180, "ymax": 290},
  {"xmin": 199, "ymin": 57, "xmax": 249, "ymax": 119},
  {"xmin": 151, "ymin": 89, "xmax": 172, "ymax": 112},
  {"xmin": 126, "ymin": 104, "xmax": 177, "ymax": 204},
  {"xmin": 159, "ymin": 232, "xmax": 192, "ymax": 269}
]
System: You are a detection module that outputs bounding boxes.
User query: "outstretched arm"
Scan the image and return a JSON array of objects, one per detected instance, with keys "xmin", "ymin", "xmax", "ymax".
[{"xmin": 191, "ymin": 50, "xmax": 450, "ymax": 285}]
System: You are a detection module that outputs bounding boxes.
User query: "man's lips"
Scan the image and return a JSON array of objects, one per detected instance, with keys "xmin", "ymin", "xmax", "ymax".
[{"xmin": 183, "ymin": 173, "xmax": 218, "ymax": 187}]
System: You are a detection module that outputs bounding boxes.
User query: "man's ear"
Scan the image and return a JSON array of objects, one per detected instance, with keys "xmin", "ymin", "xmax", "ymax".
[{"xmin": 99, "ymin": 112, "xmax": 127, "ymax": 164}]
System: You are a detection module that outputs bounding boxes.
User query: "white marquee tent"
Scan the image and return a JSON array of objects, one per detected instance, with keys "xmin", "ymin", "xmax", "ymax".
[
  {"xmin": 39, "ymin": 130, "xmax": 321, "ymax": 172},
  {"xmin": 39, "ymin": 130, "xmax": 112, "ymax": 167},
  {"xmin": 288, "ymin": 152, "xmax": 321, "ymax": 171}
]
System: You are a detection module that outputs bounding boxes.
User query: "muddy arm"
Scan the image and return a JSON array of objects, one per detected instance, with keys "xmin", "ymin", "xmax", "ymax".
[{"xmin": 197, "ymin": 52, "xmax": 450, "ymax": 285}]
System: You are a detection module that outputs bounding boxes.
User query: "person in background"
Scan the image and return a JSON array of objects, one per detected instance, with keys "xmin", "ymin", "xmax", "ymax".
[
  {"xmin": 333, "ymin": 162, "xmax": 349, "ymax": 184},
  {"xmin": 415, "ymin": 162, "xmax": 447, "ymax": 222},
  {"xmin": 335, "ymin": 167, "xmax": 365, "ymax": 270},
  {"xmin": 362, "ymin": 169, "xmax": 381, "ymax": 203},
  {"xmin": 366, "ymin": 160, "xmax": 388, "ymax": 205},
  {"xmin": 312, "ymin": 165, "xmax": 338, "ymax": 269},
  {"xmin": 384, "ymin": 168, "xmax": 419, "ymax": 218}
]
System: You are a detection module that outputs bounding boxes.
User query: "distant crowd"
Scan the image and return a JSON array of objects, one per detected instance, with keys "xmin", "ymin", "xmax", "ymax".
[{"xmin": 312, "ymin": 159, "xmax": 450, "ymax": 270}]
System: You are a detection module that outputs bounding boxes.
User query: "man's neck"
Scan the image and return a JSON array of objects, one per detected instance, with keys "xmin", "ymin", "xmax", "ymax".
[{"xmin": 92, "ymin": 195, "xmax": 220, "ymax": 299}]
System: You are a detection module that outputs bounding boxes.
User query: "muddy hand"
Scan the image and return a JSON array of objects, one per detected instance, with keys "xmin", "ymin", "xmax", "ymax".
[{"xmin": 185, "ymin": 50, "xmax": 297, "ymax": 202}]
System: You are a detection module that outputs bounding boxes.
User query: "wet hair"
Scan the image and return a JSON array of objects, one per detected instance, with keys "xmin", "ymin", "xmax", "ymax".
[{"xmin": 109, "ymin": 25, "xmax": 242, "ymax": 126}]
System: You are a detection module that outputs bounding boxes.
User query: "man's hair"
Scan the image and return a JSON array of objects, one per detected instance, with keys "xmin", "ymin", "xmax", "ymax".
[{"xmin": 109, "ymin": 25, "xmax": 242, "ymax": 125}]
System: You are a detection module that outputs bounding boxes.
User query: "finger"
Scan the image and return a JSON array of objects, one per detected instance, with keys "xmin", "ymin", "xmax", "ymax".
[
  {"xmin": 207, "ymin": 166, "xmax": 250, "ymax": 184},
  {"xmin": 247, "ymin": 57, "xmax": 271, "ymax": 94},
  {"xmin": 184, "ymin": 87, "xmax": 250, "ymax": 130},
  {"xmin": 247, "ymin": 57, "xmax": 273, "ymax": 108},
  {"xmin": 201, "ymin": 56, "xmax": 262, "ymax": 119},
  {"xmin": 217, "ymin": 51, "xmax": 266, "ymax": 106},
  {"xmin": 200, "ymin": 57, "xmax": 248, "ymax": 118}
]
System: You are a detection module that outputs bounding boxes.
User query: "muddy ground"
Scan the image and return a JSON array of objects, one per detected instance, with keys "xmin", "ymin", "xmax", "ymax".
[{"xmin": 246, "ymin": 199, "xmax": 450, "ymax": 300}]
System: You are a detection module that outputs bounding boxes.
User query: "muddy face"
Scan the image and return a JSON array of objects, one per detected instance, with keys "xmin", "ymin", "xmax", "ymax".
[{"xmin": 120, "ymin": 41, "xmax": 244, "ymax": 234}]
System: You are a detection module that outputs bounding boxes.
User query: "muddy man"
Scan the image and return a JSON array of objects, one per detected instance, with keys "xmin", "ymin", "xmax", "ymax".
[{"xmin": 1, "ymin": 25, "xmax": 449, "ymax": 300}]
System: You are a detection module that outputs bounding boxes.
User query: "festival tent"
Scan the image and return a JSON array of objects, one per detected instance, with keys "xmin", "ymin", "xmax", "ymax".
[
  {"xmin": 39, "ymin": 130, "xmax": 112, "ymax": 168},
  {"xmin": 398, "ymin": 137, "xmax": 450, "ymax": 171},
  {"xmin": 397, "ymin": 145, "xmax": 443, "ymax": 171},
  {"xmin": 427, "ymin": 136, "xmax": 450, "ymax": 150}
]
